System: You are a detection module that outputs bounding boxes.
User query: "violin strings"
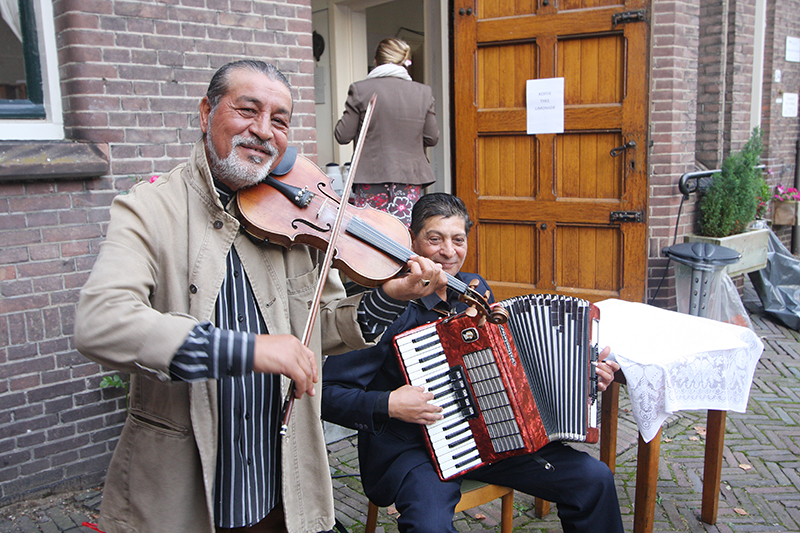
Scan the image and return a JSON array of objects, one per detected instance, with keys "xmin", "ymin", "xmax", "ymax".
[
  {"xmin": 301, "ymin": 193, "xmax": 470, "ymax": 294},
  {"xmin": 346, "ymin": 217, "xmax": 469, "ymax": 294}
]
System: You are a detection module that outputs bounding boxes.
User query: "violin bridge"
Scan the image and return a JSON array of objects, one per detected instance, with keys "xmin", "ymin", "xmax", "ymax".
[{"xmin": 317, "ymin": 197, "xmax": 328, "ymax": 219}]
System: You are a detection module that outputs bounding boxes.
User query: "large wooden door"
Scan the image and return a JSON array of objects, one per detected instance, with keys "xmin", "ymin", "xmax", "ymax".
[{"xmin": 453, "ymin": 0, "xmax": 650, "ymax": 303}]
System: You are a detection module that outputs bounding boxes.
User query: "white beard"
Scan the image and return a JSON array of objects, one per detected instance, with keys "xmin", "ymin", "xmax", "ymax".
[{"xmin": 206, "ymin": 113, "xmax": 279, "ymax": 189}]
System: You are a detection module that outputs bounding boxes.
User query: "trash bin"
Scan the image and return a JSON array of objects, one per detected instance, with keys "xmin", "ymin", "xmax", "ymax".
[{"xmin": 663, "ymin": 242, "xmax": 741, "ymax": 318}]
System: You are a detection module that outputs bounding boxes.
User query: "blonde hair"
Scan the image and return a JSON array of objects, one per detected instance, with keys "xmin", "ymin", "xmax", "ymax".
[{"xmin": 374, "ymin": 38, "xmax": 412, "ymax": 67}]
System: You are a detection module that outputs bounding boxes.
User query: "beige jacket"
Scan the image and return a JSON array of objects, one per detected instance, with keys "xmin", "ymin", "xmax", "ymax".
[
  {"xmin": 334, "ymin": 77, "xmax": 439, "ymax": 187},
  {"xmin": 75, "ymin": 141, "xmax": 369, "ymax": 533}
]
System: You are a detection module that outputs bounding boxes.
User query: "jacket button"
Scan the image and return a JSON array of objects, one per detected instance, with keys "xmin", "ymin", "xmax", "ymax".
[
  {"xmin": 213, "ymin": 220, "xmax": 223, "ymax": 229},
  {"xmin": 189, "ymin": 285, "xmax": 198, "ymax": 294}
]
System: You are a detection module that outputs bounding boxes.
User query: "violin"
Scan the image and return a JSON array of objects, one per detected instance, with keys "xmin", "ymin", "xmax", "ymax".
[{"xmin": 236, "ymin": 152, "xmax": 505, "ymax": 323}]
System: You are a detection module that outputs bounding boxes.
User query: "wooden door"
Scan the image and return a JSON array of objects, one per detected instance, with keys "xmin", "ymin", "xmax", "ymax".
[{"xmin": 453, "ymin": 0, "xmax": 650, "ymax": 304}]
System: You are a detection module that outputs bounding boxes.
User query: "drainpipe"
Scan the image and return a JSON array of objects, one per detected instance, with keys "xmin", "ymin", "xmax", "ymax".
[{"xmin": 794, "ymin": 139, "xmax": 800, "ymax": 256}]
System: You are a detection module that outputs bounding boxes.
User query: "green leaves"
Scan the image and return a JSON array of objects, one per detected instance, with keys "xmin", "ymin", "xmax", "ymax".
[{"xmin": 698, "ymin": 128, "xmax": 765, "ymax": 237}]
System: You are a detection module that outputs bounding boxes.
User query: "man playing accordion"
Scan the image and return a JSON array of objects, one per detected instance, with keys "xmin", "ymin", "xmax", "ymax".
[{"xmin": 322, "ymin": 193, "xmax": 624, "ymax": 533}]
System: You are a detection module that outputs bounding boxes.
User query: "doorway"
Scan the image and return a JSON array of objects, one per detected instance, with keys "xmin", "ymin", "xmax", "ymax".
[{"xmin": 311, "ymin": 0, "xmax": 450, "ymax": 191}]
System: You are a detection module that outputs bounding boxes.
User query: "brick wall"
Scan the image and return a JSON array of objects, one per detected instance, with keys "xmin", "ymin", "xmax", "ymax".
[
  {"xmin": 697, "ymin": 0, "xmax": 728, "ymax": 169},
  {"xmin": 0, "ymin": 0, "xmax": 316, "ymax": 505},
  {"xmin": 646, "ymin": 0, "xmax": 701, "ymax": 308}
]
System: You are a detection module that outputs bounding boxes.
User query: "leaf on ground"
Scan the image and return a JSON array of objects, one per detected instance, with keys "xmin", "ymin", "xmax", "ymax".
[
  {"xmin": 694, "ymin": 426, "xmax": 707, "ymax": 436},
  {"xmin": 388, "ymin": 505, "xmax": 398, "ymax": 515},
  {"xmin": 475, "ymin": 513, "xmax": 486, "ymax": 520},
  {"xmin": 689, "ymin": 436, "xmax": 700, "ymax": 441},
  {"xmin": 738, "ymin": 463, "xmax": 753, "ymax": 471},
  {"xmin": 664, "ymin": 438, "xmax": 673, "ymax": 443},
  {"xmin": 734, "ymin": 508, "xmax": 748, "ymax": 516}
]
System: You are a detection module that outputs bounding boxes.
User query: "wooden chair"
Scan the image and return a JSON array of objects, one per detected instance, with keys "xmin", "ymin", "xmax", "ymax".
[{"xmin": 364, "ymin": 480, "xmax": 514, "ymax": 533}]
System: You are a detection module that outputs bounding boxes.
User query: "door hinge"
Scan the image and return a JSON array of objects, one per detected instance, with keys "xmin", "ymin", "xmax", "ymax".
[
  {"xmin": 612, "ymin": 10, "xmax": 647, "ymax": 28},
  {"xmin": 610, "ymin": 211, "xmax": 644, "ymax": 223}
]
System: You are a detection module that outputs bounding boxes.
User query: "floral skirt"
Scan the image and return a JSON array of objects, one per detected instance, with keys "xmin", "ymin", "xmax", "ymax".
[{"xmin": 351, "ymin": 183, "xmax": 422, "ymax": 228}]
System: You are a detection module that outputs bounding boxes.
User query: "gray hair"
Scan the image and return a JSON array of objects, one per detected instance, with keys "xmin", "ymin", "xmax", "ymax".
[{"xmin": 205, "ymin": 60, "xmax": 292, "ymax": 111}]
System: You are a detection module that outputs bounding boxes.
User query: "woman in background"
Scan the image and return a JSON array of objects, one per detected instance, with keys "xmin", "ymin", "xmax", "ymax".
[{"xmin": 334, "ymin": 37, "xmax": 439, "ymax": 227}]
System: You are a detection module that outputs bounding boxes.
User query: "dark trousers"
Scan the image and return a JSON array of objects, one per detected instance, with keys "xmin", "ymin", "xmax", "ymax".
[{"xmin": 392, "ymin": 442, "xmax": 624, "ymax": 533}]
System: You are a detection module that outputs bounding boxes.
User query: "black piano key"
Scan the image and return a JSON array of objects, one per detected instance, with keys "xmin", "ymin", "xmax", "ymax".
[
  {"xmin": 444, "ymin": 425, "xmax": 471, "ymax": 440},
  {"xmin": 452, "ymin": 446, "xmax": 478, "ymax": 460},
  {"xmin": 455, "ymin": 453, "xmax": 481, "ymax": 470},
  {"xmin": 448, "ymin": 434, "xmax": 474, "ymax": 449},
  {"xmin": 426, "ymin": 370, "xmax": 450, "ymax": 383}
]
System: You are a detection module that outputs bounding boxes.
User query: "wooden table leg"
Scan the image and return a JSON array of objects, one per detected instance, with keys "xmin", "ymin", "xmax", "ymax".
[
  {"xmin": 600, "ymin": 381, "xmax": 621, "ymax": 473},
  {"xmin": 534, "ymin": 498, "xmax": 550, "ymax": 518},
  {"xmin": 701, "ymin": 409, "xmax": 727, "ymax": 524},
  {"xmin": 633, "ymin": 428, "xmax": 661, "ymax": 533}
]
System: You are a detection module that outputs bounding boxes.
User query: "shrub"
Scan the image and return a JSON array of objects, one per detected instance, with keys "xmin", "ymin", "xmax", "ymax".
[{"xmin": 698, "ymin": 129, "xmax": 765, "ymax": 237}]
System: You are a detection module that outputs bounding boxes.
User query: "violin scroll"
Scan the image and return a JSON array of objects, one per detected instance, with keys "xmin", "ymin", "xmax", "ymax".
[{"xmin": 459, "ymin": 281, "xmax": 508, "ymax": 325}]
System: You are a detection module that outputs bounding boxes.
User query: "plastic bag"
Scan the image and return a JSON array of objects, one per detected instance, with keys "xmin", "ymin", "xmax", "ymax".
[
  {"xmin": 674, "ymin": 262, "xmax": 752, "ymax": 328},
  {"xmin": 707, "ymin": 271, "xmax": 753, "ymax": 328},
  {"xmin": 749, "ymin": 229, "xmax": 800, "ymax": 330}
]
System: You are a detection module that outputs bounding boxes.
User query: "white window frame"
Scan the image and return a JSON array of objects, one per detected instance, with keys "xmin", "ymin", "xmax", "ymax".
[{"xmin": 0, "ymin": 0, "xmax": 63, "ymax": 141}]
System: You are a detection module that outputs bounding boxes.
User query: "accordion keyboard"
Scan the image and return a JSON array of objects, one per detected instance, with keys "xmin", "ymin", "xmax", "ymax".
[{"xmin": 395, "ymin": 325, "xmax": 484, "ymax": 479}]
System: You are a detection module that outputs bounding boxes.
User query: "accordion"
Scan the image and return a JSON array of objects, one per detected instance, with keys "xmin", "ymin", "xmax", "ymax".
[{"xmin": 393, "ymin": 294, "xmax": 600, "ymax": 481}]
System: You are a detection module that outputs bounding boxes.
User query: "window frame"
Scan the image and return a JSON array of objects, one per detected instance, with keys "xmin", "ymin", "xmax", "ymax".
[{"xmin": 0, "ymin": 0, "xmax": 63, "ymax": 140}]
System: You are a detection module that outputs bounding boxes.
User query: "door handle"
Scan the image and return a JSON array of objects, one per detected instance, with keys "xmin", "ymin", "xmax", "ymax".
[{"xmin": 610, "ymin": 140, "xmax": 637, "ymax": 157}]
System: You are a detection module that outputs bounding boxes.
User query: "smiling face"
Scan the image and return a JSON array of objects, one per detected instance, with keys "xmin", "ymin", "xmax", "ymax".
[
  {"xmin": 411, "ymin": 215, "xmax": 469, "ymax": 277},
  {"xmin": 199, "ymin": 68, "xmax": 293, "ymax": 190}
]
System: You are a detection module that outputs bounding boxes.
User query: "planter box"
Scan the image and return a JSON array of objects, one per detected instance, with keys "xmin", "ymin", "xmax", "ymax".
[
  {"xmin": 684, "ymin": 227, "xmax": 769, "ymax": 277},
  {"xmin": 771, "ymin": 201, "xmax": 799, "ymax": 226}
]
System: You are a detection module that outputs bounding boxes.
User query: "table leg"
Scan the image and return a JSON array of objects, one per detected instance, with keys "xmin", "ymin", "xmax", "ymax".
[
  {"xmin": 633, "ymin": 428, "xmax": 661, "ymax": 533},
  {"xmin": 701, "ymin": 409, "xmax": 727, "ymax": 524},
  {"xmin": 600, "ymin": 381, "xmax": 620, "ymax": 473}
]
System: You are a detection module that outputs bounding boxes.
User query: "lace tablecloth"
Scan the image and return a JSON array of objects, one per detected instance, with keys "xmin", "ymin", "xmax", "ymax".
[{"xmin": 595, "ymin": 299, "xmax": 764, "ymax": 443}]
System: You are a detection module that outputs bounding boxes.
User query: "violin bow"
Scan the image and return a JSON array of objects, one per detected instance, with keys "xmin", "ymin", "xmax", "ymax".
[{"xmin": 280, "ymin": 93, "xmax": 379, "ymax": 436}]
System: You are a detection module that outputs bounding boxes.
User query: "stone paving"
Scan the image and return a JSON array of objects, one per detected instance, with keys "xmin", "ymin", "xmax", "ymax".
[{"xmin": 1, "ymin": 281, "xmax": 799, "ymax": 532}]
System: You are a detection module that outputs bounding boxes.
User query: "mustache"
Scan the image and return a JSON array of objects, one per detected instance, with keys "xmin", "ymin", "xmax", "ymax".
[{"xmin": 232, "ymin": 136, "xmax": 279, "ymax": 158}]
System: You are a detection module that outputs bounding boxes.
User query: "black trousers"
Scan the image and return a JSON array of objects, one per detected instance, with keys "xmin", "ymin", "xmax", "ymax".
[{"xmin": 391, "ymin": 441, "xmax": 624, "ymax": 533}]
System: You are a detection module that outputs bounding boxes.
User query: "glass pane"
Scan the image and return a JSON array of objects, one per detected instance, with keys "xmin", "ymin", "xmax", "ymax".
[{"xmin": 0, "ymin": 7, "xmax": 26, "ymax": 100}]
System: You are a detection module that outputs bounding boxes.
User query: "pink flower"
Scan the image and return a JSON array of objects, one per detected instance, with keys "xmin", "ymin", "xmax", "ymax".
[{"xmin": 149, "ymin": 175, "xmax": 158, "ymax": 183}]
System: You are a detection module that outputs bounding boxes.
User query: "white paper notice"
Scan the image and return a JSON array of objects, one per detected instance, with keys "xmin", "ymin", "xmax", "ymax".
[
  {"xmin": 526, "ymin": 78, "xmax": 565, "ymax": 135},
  {"xmin": 787, "ymin": 36, "xmax": 800, "ymax": 63},
  {"xmin": 783, "ymin": 93, "xmax": 799, "ymax": 118}
]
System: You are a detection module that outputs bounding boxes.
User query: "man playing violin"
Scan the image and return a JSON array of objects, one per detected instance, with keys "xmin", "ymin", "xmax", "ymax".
[
  {"xmin": 322, "ymin": 193, "xmax": 625, "ymax": 533},
  {"xmin": 75, "ymin": 60, "xmax": 448, "ymax": 533}
]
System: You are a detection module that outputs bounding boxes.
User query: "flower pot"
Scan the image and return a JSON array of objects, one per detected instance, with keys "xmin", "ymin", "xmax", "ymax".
[
  {"xmin": 684, "ymin": 227, "xmax": 769, "ymax": 277},
  {"xmin": 771, "ymin": 200, "xmax": 800, "ymax": 226}
]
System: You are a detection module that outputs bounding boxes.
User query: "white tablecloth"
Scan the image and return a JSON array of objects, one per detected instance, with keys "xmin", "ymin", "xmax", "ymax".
[{"xmin": 595, "ymin": 299, "xmax": 764, "ymax": 443}]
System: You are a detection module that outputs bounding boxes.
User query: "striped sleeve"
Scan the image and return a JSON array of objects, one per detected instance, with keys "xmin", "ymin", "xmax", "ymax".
[
  {"xmin": 169, "ymin": 322, "xmax": 255, "ymax": 382},
  {"xmin": 357, "ymin": 287, "xmax": 407, "ymax": 342}
]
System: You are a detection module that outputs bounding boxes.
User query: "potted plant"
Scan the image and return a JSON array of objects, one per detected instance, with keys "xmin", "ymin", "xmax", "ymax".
[
  {"xmin": 771, "ymin": 183, "xmax": 800, "ymax": 226},
  {"xmin": 686, "ymin": 128, "xmax": 769, "ymax": 276}
]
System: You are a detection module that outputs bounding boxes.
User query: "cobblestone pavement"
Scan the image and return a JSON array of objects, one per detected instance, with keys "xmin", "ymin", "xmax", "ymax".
[{"xmin": 2, "ymin": 282, "xmax": 799, "ymax": 532}]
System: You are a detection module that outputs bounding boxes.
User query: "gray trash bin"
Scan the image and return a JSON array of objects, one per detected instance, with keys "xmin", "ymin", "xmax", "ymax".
[{"xmin": 663, "ymin": 242, "xmax": 741, "ymax": 318}]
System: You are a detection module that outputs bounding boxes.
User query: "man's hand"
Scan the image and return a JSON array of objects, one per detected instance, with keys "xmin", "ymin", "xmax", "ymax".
[
  {"xmin": 595, "ymin": 346, "xmax": 619, "ymax": 392},
  {"xmin": 381, "ymin": 256, "xmax": 448, "ymax": 301},
  {"xmin": 252, "ymin": 334, "xmax": 318, "ymax": 399},
  {"xmin": 388, "ymin": 385, "xmax": 444, "ymax": 425}
]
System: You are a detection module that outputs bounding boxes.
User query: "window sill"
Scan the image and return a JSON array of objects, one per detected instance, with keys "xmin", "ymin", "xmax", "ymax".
[{"xmin": 0, "ymin": 141, "xmax": 109, "ymax": 181}]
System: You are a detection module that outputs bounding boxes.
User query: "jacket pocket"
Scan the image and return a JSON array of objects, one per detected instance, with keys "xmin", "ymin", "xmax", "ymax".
[{"xmin": 128, "ymin": 409, "xmax": 190, "ymax": 437}]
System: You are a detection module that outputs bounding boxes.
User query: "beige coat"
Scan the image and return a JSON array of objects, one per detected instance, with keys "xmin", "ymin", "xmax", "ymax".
[
  {"xmin": 334, "ymin": 77, "xmax": 439, "ymax": 187},
  {"xmin": 75, "ymin": 141, "xmax": 369, "ymax": 533}
]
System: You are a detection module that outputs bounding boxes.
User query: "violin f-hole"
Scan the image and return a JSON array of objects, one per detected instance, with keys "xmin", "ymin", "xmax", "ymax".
[{"xmin": 291, "ymin": 218, "xmax": 331, "ymax": 234}]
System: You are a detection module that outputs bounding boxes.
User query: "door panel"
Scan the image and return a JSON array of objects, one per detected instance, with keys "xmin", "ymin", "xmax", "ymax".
[{"xmin": 454, "ymin": 0, "xmax": 650, "ymax": 304}]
